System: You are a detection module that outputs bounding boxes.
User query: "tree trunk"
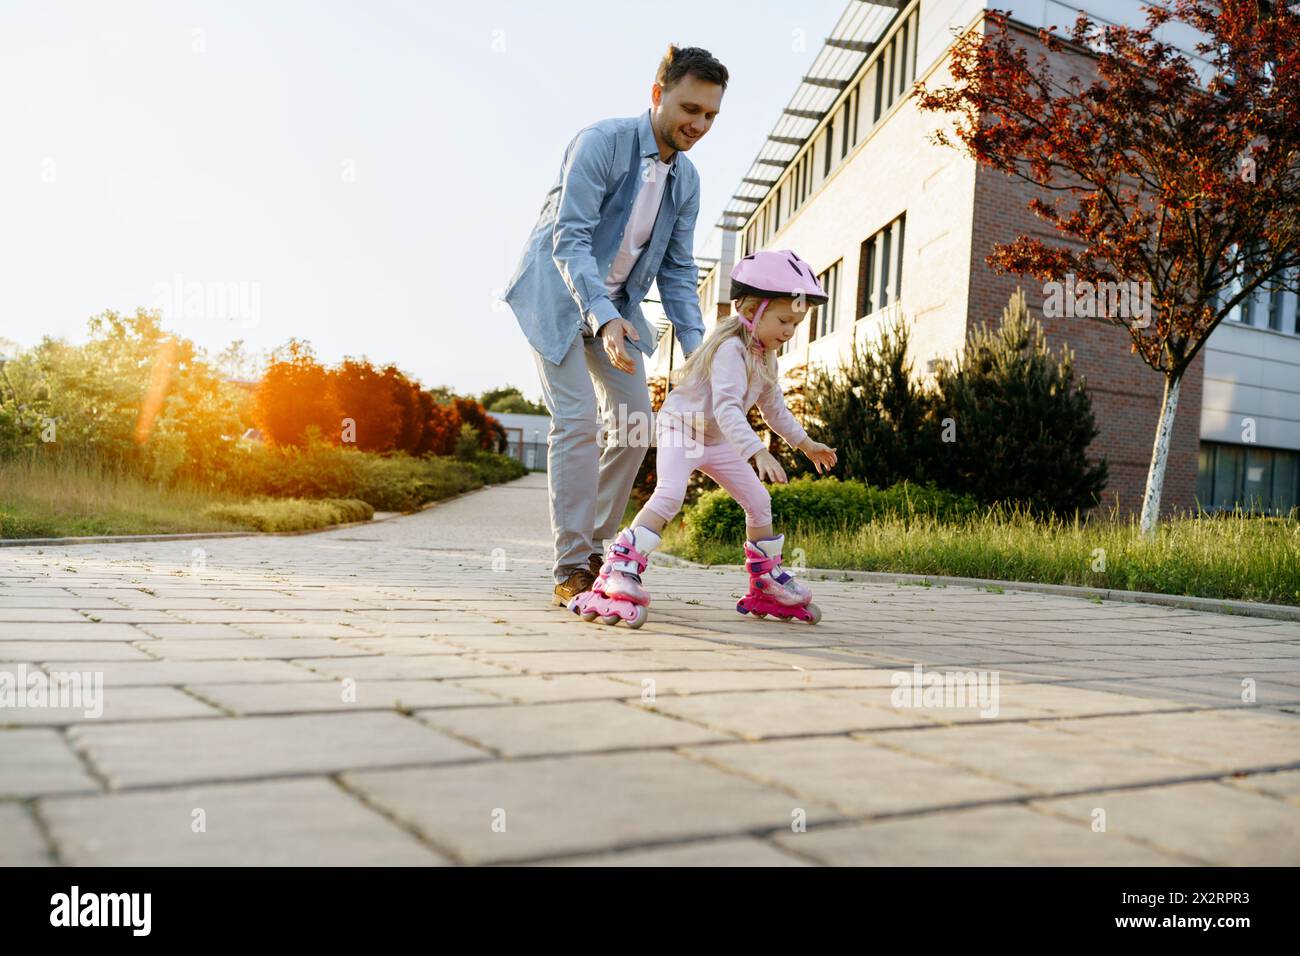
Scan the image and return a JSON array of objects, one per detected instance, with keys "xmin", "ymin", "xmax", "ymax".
[{"xmin": 1139, "ymin": 372, "xmax": 1181, "ymax": 537}]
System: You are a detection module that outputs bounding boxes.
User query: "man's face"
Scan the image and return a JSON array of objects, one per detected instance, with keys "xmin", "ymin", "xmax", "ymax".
[{"xmin": 651, "ymin": 75, "xmax": 723, "ymax": 153}]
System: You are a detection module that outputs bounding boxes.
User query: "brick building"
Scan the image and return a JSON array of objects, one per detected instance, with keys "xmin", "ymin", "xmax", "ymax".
[{"xmin": 648, "ymin": 0, "xmax": 1300, "ymax": 516}]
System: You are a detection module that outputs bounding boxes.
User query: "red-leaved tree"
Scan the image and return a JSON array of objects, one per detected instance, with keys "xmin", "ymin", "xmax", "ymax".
[
  {"xmin": 917, "ymin": 0, "xmax": 1300, "ymax": 532},
  {"xmin": 251, "ymin": 339, "xmax": 341, "ymax": 448}
]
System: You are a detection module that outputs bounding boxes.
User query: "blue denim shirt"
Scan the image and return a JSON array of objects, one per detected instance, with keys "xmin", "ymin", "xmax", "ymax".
[{"xmin": 503, "ymin": 109, "xmax": 706, "ymax": 367}]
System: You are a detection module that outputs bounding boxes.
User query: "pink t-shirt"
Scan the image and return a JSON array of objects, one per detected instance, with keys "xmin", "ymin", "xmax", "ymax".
[
  {"xmin": 605, "ymin": 157, "xmax": 673, "ymax": 296},
  {"xmin": 657, "ymin": 335, "xmax": 808, "ymax": 461}
]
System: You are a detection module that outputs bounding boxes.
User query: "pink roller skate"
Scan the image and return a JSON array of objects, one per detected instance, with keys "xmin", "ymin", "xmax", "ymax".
[
  {"xmin": 567, "ymin": 525, "xmax": 661, "ymax": 628},
  {"xmin": 735, "ymin": 534, "xmax": 821, "ymax": 624}
]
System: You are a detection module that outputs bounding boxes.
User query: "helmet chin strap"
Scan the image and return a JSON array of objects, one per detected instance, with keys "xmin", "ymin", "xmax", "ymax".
[{"xmin": 738, "ymin": 298, "xmax": 770, "ymax": 353}]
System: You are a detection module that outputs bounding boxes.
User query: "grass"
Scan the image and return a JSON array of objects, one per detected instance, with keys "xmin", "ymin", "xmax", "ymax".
[
  {"xmin": 1, "ymin": 453, "xmax": 255, "ymax": 537},
  {"xmin": 661, "ymin": 508, "xmax": 1300, "ymax": 607},
  {"xmin": 0, "ymin": 446, "xmax": 522, "ymax": 538}
]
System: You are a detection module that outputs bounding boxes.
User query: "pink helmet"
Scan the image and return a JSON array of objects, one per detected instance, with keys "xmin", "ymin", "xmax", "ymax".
[
  {"xmin": 729, "ymin": 250, "xmax": 828, "ymax": 351},
  {"xmin": 730, "ymin": 249, "xmax": 828, "ymax": 306}
]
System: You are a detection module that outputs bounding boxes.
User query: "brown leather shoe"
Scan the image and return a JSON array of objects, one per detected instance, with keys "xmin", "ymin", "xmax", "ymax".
[
  {"xmin": 588, "ymin": 552, "xmax": 604, "ymax": 577},
  {"xmin": 552, "ymin": 567, "xmax": 596, "ymax": 607}
]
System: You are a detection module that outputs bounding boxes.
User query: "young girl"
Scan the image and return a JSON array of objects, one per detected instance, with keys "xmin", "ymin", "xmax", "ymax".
[{"xmin": 568, "ymin": 249, "xmax": 838, "ymax": 628}]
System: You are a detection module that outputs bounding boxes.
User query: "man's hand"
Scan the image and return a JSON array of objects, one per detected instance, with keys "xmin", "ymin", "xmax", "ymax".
[
  {"xmin": 600, "ymin": 318, "xmax": 639, "ymax": 374},
  {"xmin": 798, "ymin": 438, "xmax": 838, "ymax": 475},
  {"xmin": 752, "ymin": 449, "xmax": 787, "ymax": 484}
]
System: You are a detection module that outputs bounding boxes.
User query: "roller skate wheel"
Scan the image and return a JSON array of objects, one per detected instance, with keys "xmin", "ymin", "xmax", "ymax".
[
  {"xmin": 597, "ymin": 614, "xmax": 621, "ymax": 626},
  {"xmin": 625, "ymin": 605, "xmax": 647, "ymax": 629},
  {"xmin": 753, "ymin": 611, "xmax": 768, "ymax": 619},
  {"xmin": 804, "ymin": 602, "xmax": 822, "ymax": 625},
  {"xmin": 580, "ymin": 610, "xmax": 598, "ymax": 622}
]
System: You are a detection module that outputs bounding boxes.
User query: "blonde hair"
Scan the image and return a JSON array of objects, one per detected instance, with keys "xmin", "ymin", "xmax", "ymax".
[{"xmin": 672, "ymin": 295, "xmax": 781, "ymax": 394}]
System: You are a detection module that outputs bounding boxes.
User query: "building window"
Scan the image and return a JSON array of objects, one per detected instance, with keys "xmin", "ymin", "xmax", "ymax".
[
  {"xmin": 1198, "ymin": 441, "xmax": 1300, "ymax": 514},
  {"xmin": 841, "ymin": 96, "xmax": 851, "ymax": 158},
  {"xmin": 857, "ymin": 213, "xmax": 906, "ymax": 319},
  {"xmin": 898, "ymin": 22, "xmax": 909, "ymax": 97},
  {"xmin": 850, "ymin": 85, "xmax": 860, "ymax": 144},
  {"xmin": 886, "ymin": 37, "xmax": 896, "ymax": 111},
  {"xmin": 873, "ymin": 61, "xmax": 883, "ymax": 123},
  {"xmin": 823, "ymin": 122, "xmax": 833, "ymax": 177},
  {"xmin": 812, "ymin": 260, "xmax": 841, "ymax": 341},
  {"xmin": 895, "ymin": 214, "xmax": 906, "ymax": 300},
  {"xmin": 879, "ymin": 226, "xmax": 893, "ymax": 308},
  {"xmin": 774, "ymin": 186, "xmax": 783, "ymax": 232},
  {"xmin": 1267, "ymin": 284, "xmax": 1285, "ymax": 331},
  {"xmin": 858, "ymin": 238, "xmax": 876, "ymax": 318}
]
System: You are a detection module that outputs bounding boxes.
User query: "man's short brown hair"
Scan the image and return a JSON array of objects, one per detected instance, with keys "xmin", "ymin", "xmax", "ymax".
[{"xmin": 656, "ymin": 44, "xmax": 729, "ymax": 93}]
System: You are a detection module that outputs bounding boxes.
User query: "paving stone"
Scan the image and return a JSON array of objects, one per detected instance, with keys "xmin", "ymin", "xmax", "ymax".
[
  {"xmin": 292, "ymin": 655, "xmax": 512, "ymax": 680},
  {"xmin": 869, "ymin": 722, "xmax": 1215, "ymax": 791},
  {"xmin": 336, "ymin": 637, "xmax": 478, "ymax": 656},
  {"xmin": 1039, "ymin": 710, "xmax": 1300, "ymax": 771},
  {"xmin": 163, "ymin": 610, "xmax": 295, "ymax": 623},
  {"xmin": 4, "ymin": 643, "xmax": 153, "ymax": 663},
  {"xmin": 0, "ymin": 622, "xmax": 150, "ymax": 641},
  {"xmin": 1034, "ymin": 781, "xmax": 1300, "ymax": 865},
  {"xmin": 543, "ymin": 836, "xmax": 811, "ymax": 866},
  {"xmin": 36, "ymin": 660, "xmax": 329, "ymax": 687},
  {"xmin": 69, "ymin": 712, "xmax": 488, "ymax": 788},
  {"xmin": 344, "ymin": 751, "xmax": 843, "ymax": 864},
  {"xmin": 1223, "ymin": 769, "xmax": 1300, "ymax": 804},
  {"xmin": 226, "ymin": 623, "xmax": 389, "ymax": 639},
  {"xmin": 0, "ymin": 804, "xmax": 53, "ymax": 865},
  {"xmin": 0, "ymin": 729, "xmax": 101, "ymax": 798},
  {"xmin": 817, "ymin": 680, "xmax": 1185, "ymax": 723},
  {"xmin": 6, "ymin": 472, "xmax": 1297, "ymax": 864},
  {"xmin": 771, "ymin": 805, "xmax": 1188, "ymax": 865},
  {"xmin": 449, "ymin": 674, "xmax": 651, "ymax": 703},
  {"xmin": 40, "ymin": 777, "xmax": 448, "ymax": 865},
  {"xmin": 684, "ymin": 736, "xmax": 1031, "ymax": 816},
  {"xmin": 190, "ymin": 679, "xmax": 502, "ymax": 715},
  {"xmin": 610, "ymin": 668, "xmax": 904, "ymax": 696},
  {"xmin": 0, "ymin": 685, "xmax": 218, "ymax": 725},
  {"xmin": 0, "ymin": 608, "xmax": 92, "ymax": 623},
  {"xmin": 138, "ymin": 638, "xmax": 375, "ymax": 660},
  {"xmin": 464, "ymin": 650, "xmax": 685, "ymax": 674},
  {"xmin": 133, "ymin": 623, "xmax": 262, "ymax": 640},
  {"xmin": 647, "ymin": 689, "xmax": 932, "ymax": 740},
  {"xmin": 415, "ymin": 700, "xmax": 729, "ymax": 756}
]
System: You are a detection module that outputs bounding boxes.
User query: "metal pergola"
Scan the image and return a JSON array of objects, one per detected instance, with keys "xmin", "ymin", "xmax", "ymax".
[{"xmin": 716, "ymin": 0, "xmax": 907, "ymax": 233}]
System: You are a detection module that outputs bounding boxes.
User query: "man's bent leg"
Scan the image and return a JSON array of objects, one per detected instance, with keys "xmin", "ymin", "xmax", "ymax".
[
  {"xmin": 532, "ymin": 332, "xmax": 600, "ymax": 584},
  {"xmin": 584, "ymin": 333, "xmax": 653, "ymax": 551}
]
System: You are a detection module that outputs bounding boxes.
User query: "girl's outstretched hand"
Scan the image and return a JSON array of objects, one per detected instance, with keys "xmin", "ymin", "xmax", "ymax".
[{"xmin": 799, "ymin": 439, "xmax": 838, "ymax": 475}]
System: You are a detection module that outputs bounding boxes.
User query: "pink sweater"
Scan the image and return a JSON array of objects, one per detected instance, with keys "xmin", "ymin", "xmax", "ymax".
[{"xmin": 657, "ymin": 336, "xmax": 808, "ymax": 461}]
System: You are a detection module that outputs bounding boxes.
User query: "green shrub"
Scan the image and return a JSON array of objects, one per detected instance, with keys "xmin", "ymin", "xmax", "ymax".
[
  {"xmin": 681, "ymin": 476, "xmax": 981, "ymax": 548},
  {"xmin": 463, "ymin": 450, "xmax": 528, "ymax": 484},
  {"xmin": 199, "ymin": 497, "xmax": 373, "ymax": 532},
  {"xmin": 797, "ymin": 312, "xmax": 938, "ymax": 486},
  {"xmin": 932, "ymin": 288, "xmax": 1108, "ymax": 515},
  {"xmin": 454, "ymin": 423, "xmax": 481, "ymax": 461},
  {"xmin": 211, "ymin": 439, "xmax": 527, "ymax": 512}
]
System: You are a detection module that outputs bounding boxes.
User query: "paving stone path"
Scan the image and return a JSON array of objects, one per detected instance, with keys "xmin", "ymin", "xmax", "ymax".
[{"xmin": 3, "ymin": 472, "xmax": 1299, "ymax": 865}]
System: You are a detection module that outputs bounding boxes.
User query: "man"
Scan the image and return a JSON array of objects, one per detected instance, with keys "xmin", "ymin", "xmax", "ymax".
[{"xmin": 503, "ymin": 45, "xmax": 727, "ymax": 606}]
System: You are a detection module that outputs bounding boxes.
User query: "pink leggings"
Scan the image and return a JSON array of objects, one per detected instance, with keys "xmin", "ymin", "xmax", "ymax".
[{"xmin": 643, "ymin": 423, "xmax": 772, "ymax": 528}]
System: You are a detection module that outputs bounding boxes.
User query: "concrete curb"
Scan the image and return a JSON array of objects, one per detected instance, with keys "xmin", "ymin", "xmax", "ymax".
[
  {"xmin": 649, "ymin": 552, "xmax": 1300, "ymax": 622},
  {"xmin": 0, "ymin": 484, "xmax": 494, "ymax": 549}
]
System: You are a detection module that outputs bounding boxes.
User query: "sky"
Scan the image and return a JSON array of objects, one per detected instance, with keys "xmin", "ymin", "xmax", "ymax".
[{"xmin": 0, "ymin": 0, "xmax": 850, "ymax": 404}]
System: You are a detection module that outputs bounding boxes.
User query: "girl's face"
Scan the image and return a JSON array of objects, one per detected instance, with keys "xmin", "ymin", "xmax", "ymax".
[{"xmin": 744, "ymin": 298, "xmax": 808, "ymax": 352}]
